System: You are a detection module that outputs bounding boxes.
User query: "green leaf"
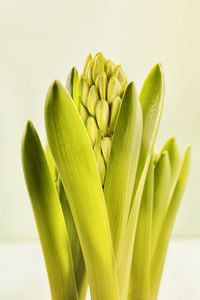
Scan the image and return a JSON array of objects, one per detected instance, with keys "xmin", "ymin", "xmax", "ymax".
[
  {"xmin": 151, "ymin": 151, "xmax": 171, "ymax": 255},
  {"xmin": 129, "ymin": 157, "xmax": 154, "ymax": 300},
  {"xmin": 45, "ymin": 142, "xmax": 57, "ymax": 182},
  {"xmin": 161, "ymin": 137, "xmax": 181, "ymax": 202},
  {"xmin": 123, "ymin": 153, "xmax": 152, "ymax": 300},
  {"xmin": 131, "ymin": 63, "xmax": 165, "ymax": 206},
  {"xmin": 44, "ymin": 80, "xmax": 120, "ymax": 300},
  {"xmin": 122, "ymin": 63, "xmax": 164, "ymax": 300},
  {"xmin": 151, "ymin": 138, "xmax": 181, "ymax": 257},
  {"xmin": 50, "ymin": 67, "xmax": 88, "ymax": 298},
  {"xmin": 150, "ymin": 146, "xmax": 191, "ymax": 299},
  {"xmin": 21, "ymin": 121, "xmax": 78, "ymax": 300},
  {"xmin": 104, "ymin": 82, "xmax": 143, "ymax": 264},
  {"xmin": 58, "ymin": 179, "xmax": 88, "ymax": 300},
  {"xmin": 66, "ymin": 67, "xmax": 80, "ymax": 110},
  {"xmin": 45, "ymin": 142, "xmax": 88, "ymax": 299}
]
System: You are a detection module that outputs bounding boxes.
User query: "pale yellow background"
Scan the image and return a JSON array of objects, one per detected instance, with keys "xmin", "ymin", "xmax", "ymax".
[{"xmin": 0, "ymin": 0, "xmax": 199, "ymax": 240}]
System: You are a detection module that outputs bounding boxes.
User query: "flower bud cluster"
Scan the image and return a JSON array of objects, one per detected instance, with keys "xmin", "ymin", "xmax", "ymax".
[{"xmin": 78, "ymin": 53, "xmax": 128, "ymax": 185}]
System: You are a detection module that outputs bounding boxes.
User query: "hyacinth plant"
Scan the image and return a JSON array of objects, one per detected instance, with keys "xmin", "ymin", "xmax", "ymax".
[{"xmin": 21, "ymin": 52, "xmax": 191, "ymax": 300}]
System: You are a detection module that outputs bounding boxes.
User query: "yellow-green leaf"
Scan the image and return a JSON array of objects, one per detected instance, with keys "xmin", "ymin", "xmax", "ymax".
[
  {"xmin": 151, "ymin": 151, "xmax": 171, "ymax": 254},
  {"xmin": 124, "ymin": 63, "xmax": 164, "ymax": 300},
  {"xmin": 21, "ymin": 121, "xmax": 78, "ymax": 300},
  {"xmin": 150, "ymin": 146, "xmax": 191, "ymax": 299},
  {"xmin": 161, "ymin": 137, "xmax": 181, "ymax": 202},
  {"xmin": 104, "ymin": 82, "xmax": 143, "ymax": 267},
  {"xmin": 129, "ymin": 157, "xmax": 154, "ymax": 300},
  {"xmin": 45, "ymin": 143, "xmax": 88, "ymax": 300},
  {"xmin": 66, "ymin": 67, "xmax": 80, "ymax": 110},
  {"xmin": 131, "ymin": 63, "xmax": 165, "ymax": 206},
  {"xmin": 44, "ymin": 80, "xmax": 120, "ymax": 300},
  {"xmin": 58, "ymin": 179, "xmax": 88, "ymax": 300},
  {"xmin": 45, "ymin": 142, "xmax": 57, "ymax": 182}
]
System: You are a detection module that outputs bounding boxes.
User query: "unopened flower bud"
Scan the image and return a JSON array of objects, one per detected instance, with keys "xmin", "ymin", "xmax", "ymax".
[
  {"xmin": 107, "ymin": 77, "xmax": 122, "ymax": 104},
  {"xmin": 101, "ymin": 137, "xmax": 111, "ymax": 164},
  {"xmin": 94, "ymin": 131, "xmax": 102, "ymax": 156},
  {"xmin": 95, "ymin": 72, "xmax": 107, "ymax": 100},
  {"xmin": 83, "ymin": 53, "xmax": 92, "ymax": 76},
  {"xmin": 79, "ymin": 102, "xmax": 88, "ymax": 124},
  {"xmin": 86, "ymin": 116, "xmax": 98, "ymax": 147},
  {"xmin": 85, "ymin": 59, "xmax": 94, "ymax": 86},
  {"xmin": 96, "ymin": 100, "xmax": 109, "ymax": 136},
  {"xmin": 94, "ymin": 52, "xmax": 106, "ymax": 64},
  {"xmin": 87, "ymin": 85, "xmax": 99, "ymax": 116},
  {"xmin": 79, "ymin": 76, "xmax": 89, "ymax": 105},
  {"xmin": 92, "ymin": 54, "xmax": 104, "ymax": 82},
  {"xmin": 113, "ymin": 65, "xmax": 128, "ymax": 89},
  {"xmin": 105, "ymin": 60, "xmax": 115, "ymax": 79},
  {"xmin": 95, "ymin": 150, "xmax": 106, "ymax": 185}
]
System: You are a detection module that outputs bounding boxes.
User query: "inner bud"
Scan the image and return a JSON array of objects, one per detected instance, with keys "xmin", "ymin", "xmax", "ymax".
[{"xmin": 78, "ymin": 53, "xmax": 128, "ymax": 185}]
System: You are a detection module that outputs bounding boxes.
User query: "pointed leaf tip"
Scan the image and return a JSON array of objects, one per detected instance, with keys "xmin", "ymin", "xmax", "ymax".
[
  {"xmin": 24, "ymin": 120, "xmax": 34, "ymax": 135},
  {"xmin": 45, "ymin": 80, "xmax": 74, "ymax": 123},
  {"xmin": 184, "ymin": 145, "xmax": 192, "ymax": 162},
  {"xmin": 26, "ymin": 119, "xmax": 33, "ymax": 129},
  {"xmin": 162, "ymin": 136, "xmax": 177, "ymax": 149},
  {"xmin": 154, "ymin": 62, "xmax": 164, "ymax": 75},
  {"xmin": 142, "ymin": 63, "xmax": 164, "ymax": 95},
  {"xmin": 125, "ymin": 81, "xmax": 136, "ymax": 96},
  {"xmin": 21, "ymin": 120, "xmax": 39, "ymax": 154},
  {"xmin": 50, "ymin": 79, "xmax": 62, "ymax": 97}
]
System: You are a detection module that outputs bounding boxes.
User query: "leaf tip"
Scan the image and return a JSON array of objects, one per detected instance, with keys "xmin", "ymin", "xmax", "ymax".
[
  {"xmin": 48, "ymin": 79, "xmax": 63, "ymax": 98},
  {"xmin": 22, "ymin": 120, "xmax": 34, "ymax": 145},
  {"xmin": 160, "ymin": 149, "xmax": 169, "ymax": 158},
  {"xmin": 123, "ymin": 81, "xmax": 138, "ymax": 101},
  {"xmin": 45, "ymin": 80, "xmax": 65, "ymax": 119},
  {"xmin": 21, "ymin": 120, "xmax": 40, "ymax": 170},
  {"xmin": 52, "ymin": 79, "xmax": 62, "ymax": 94},
  {"xmin": 26, "ymin": 119, "xmax": 34, "ymax": 131},
  {"xmin": 184, "ymin": 144, "xmax": 192, "ymax": 159},
  {"xmin": 152, "ymin": 62, "xmax": 164, "ymax": 82},
  {"xmin": 166, "ymin": 136, "xmax": 177, "ymax": 148}
]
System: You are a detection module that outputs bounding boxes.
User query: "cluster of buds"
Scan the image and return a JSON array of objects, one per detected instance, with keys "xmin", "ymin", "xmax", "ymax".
[{"xmin": 78, "ymin": 53, "xmax": 128, "ymax": 185}]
